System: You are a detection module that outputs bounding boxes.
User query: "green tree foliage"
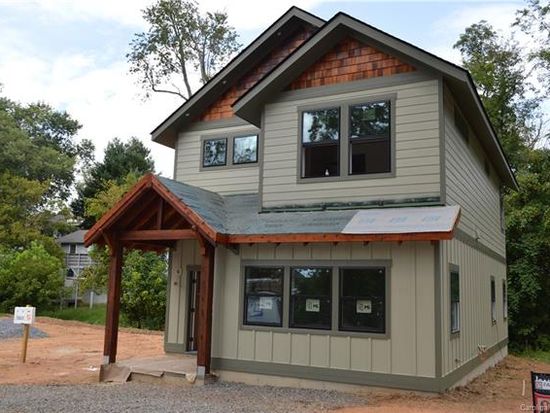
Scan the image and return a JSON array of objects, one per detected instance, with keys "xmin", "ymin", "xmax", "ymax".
[
  {"xmin": 454, "ymin": 21, "xmax": 543, "ymax": 168},
  {"xmin": 72, "ymin": 137, "xmax": 154, "ymax": 228},
  {"xmin": 79, "ymin": 171, "xmax": 167, "ymax": 330},
  {"xmin": 0, "ymin": 97, "xmax": 93, "ymax": 201},
  {"xmin": 455, "ymin": 18, "xmax": 550, "ymax": 349},
  {"xmin": 0, "ymin": 242, "xmax": 65, "ymax": 312},
  {"xmin": 127, "ymin": 0, "xmax": 240, "ymax": 100}
]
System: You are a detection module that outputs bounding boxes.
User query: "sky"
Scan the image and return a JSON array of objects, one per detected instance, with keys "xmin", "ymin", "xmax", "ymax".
[{"xmin": 0, "ymin": 0, "xmax": 525, "ymax": 178}]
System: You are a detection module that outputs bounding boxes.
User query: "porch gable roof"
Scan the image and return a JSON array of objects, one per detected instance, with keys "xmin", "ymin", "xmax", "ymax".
[{"xmin": 85, "ymin": 174, "xmax": 460, "ymax": 247}]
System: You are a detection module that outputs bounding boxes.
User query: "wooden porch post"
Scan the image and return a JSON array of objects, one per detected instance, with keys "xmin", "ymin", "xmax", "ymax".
[
  {"xmin": 196, "ymin": 238, "xmax": 215, "ymax": 377},
  {"xmin": 103, "ymin": 239, "xmax": 123, "ymax": 365}
]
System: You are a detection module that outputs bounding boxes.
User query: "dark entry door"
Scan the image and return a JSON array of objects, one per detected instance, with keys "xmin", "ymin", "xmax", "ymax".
[{"xmin": 186, "ymin": 269, "xmax": 200, "ymax": 352}]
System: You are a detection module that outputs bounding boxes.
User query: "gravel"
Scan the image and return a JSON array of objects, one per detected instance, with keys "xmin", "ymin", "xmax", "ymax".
[
  {"xmin": 0, "ymin": 319, "xmax": 48, "ymax": 339},
  {"xmin": 0, "ymin": 382, "xmax": 365, "ymax": 413}
]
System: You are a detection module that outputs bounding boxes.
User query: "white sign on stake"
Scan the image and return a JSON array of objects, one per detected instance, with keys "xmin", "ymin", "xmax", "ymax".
[{"xmin": 13, "ymin": 306, "xmax": 36, "ymax": 325}]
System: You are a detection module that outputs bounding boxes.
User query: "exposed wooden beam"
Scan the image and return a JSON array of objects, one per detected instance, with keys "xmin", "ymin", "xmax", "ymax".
[
  {"xmin": 103, "ymin": 239, "xmax": 122, "ymax": 365},
  {"xmin": 196, "ymin": 237, "xmax": 215, "ymax": 377},
  {"xmin": 119, "ymin": 229, "xmax": 197, "ymax": 241},
  {"xmin": 156, "ymin": 198, "xmax": 164, "ymax": 229},
  {"xmin": 225, "ymin": 231, "xmax": 454, "ymax": 244}
]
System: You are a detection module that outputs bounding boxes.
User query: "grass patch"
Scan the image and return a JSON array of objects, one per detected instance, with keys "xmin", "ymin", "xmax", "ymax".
[
  {"xmin": 40, "ymin": 305, "xmax": 107, "ymax": 325},
  {"xmin": 518, "ymin": 349, "xmax": 550, "ymax": 364}
]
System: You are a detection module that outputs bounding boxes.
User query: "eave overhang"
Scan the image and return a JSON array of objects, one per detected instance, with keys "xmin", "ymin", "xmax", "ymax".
[{"xmin": 232, "ymin": 12, "xmax": 518, "ymax": 190}]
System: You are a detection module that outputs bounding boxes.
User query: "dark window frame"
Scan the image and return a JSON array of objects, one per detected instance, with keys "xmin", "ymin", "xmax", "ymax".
[
  {"xmin": 490, "ymin": 276, "xmax": 497, "ymax": 324},
  {"xmin": 243, "ymin": 265, "xmax": 284, "ymax": 328},
  {"xmin": 300, "ymin": 108, "xmax": 341, "ymax": 179},
  {"xmin": 297, "ymin": 95, "xmax": 396, "ymax": 184},
  {"xmin": 232, "ymin": 134, "xmax": 259, "ymax": 165},
  {"xmin": 199, "ymin": 130, "xmax": 260, "ymax": 171},
  {"xmin": 450, "ymin": 264, "xmax": 460, "ymax": 335},
  {"xmin": 202, "ymin": 137, "xmax": 228, "ymax": 168},
  {"xmin": 239, "ymin": 260, "xmax": 391, "ymax": 338},
  {"xmin": 289, "ymin": 266, "xmax": 333, "ymax": 330},
  {"xmin": 338, "ymin": 266, "xmax": 387, "ymax": 334},
  {"xmin": 348, "ymin": 100, "xmax": 392, "ymax": 176},
  {"xmin": 502, "ymin": 278, "xmax": 507, "ymax": 320},
  {"xmin": 69, "ymin": 244, "xmax": 76, "ymax": 254}
]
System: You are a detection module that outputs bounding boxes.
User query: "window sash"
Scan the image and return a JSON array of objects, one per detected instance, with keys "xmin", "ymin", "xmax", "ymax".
[
  {"xmin": 202, "ymin": 138, "xmax": 227, "ymax": 167},
  {"xmin": 349, "ymin": 101, "xmax": 391, "ymax": 141},
  {"xmin": 243, "ymin": 266, "xmax": 284, "ymax": 327},
  {"xmin": 491, "ymin": 277, "xmax": 497, "ymax": 323},
  {"xmin": 450, "ymin": 269, "xmax": 460, "ymax": 333},
  {"xmin": 339, "ymin": 267, "xmax": 386, "ymax": 333},
  {"xmin": 289, "ymin": 267, "xmax": 332, "ymax": 330},
  {"xmin": 233, "ymin": 135, "xmax": 258, "ymax": 165}
]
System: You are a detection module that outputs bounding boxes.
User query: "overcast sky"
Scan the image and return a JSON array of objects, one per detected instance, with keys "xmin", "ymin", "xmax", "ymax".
[{"xmin": 0, "ymin": 0, "xmax": 523, "ymax": 177}]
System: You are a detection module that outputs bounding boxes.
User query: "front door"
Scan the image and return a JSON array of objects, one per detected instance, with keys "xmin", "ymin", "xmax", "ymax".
[{"xmin": 186, "ymin": 268, "xmax": 200, "ymax": 352}]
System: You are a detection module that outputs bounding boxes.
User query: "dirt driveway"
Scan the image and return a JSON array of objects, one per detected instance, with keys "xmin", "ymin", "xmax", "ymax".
[
  {"xmin": 0, "ymin": 316, "xmax": 163, "ymax": 385},
  {"xmin": 0, "ymin": 317, "xmax": 548, "ymax": 412}
]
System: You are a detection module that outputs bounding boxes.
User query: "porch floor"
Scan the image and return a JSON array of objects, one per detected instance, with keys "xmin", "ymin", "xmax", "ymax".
[{"xmin": 117, "ymin": 354, "xmax": 197, "ymax": 384}]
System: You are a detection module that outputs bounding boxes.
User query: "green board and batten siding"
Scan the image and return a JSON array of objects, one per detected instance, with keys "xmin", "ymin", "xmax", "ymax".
[
  {"xmin": 210, "ymin": 242, "xmax": 436, "ymax": 378},
  {"xmin": 443, "ymin": 85, "xmax": 506, "ymax": 257},
  {"xmin": 261, "ymin": 79, "xmax": 441, "ymax": 208}
]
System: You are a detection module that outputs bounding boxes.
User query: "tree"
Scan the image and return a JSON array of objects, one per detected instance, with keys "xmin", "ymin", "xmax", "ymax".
[
  {"xmin": 127, "ymin": 0, "xmax": 240, "ymax": 100},
  {"xmin": 454, "ymin": 21, "xmax": 543, "ymax": 169},
  {"xmin": 79, "ymin": 173, "xmax": 168, "ymax": 330},
  {"xmin": 0, "ymin": 97, "xmax": 93, "ymax": 201},
  {"xmin": 0, "ymin": 242, "xmax": 65, "ymax": 312},
  {"xmin": 72, "ymin": 137, "xmax": 154, "ymax": 228},
  {"xmin": 455, "ymin": 20, "xmax": 550, "ymax": 349}
]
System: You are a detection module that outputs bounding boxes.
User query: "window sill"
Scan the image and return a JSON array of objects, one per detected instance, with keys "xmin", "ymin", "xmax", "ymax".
[
  {"xmin": 451, "ymin": 330, "xmax": 460, "ymax": 339},
  {"xmin": 297, "ymin": 171, "xmax": 395, "ymax": 184},
  {"xmin": 199, "ymin": 161, "xmax": 259, "ymax": 172},
  {"xmin": 240, "ymin": 324, "xmax": 389, "ymax": 339}
]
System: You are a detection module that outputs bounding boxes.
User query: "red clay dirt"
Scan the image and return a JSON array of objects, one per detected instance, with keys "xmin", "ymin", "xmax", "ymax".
[
  {"xmin": 0, "ymin": 317, "xmax": 548, "ymax": 412},
  {"xmin": 0, "ymin": 316, "xmax": 163, "ymax": 385}
]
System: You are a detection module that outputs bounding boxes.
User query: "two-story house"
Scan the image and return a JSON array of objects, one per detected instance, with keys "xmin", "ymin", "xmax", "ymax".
[
  {"xmin": 58, "ymin": 230, "xmax": 106, "ymax": 306},
  {"xmin": 85, "ymin": 7, "xmax": 516, "ymax": 392}
]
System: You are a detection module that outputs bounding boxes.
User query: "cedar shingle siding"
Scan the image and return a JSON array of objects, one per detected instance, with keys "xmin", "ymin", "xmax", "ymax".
[
  {"xmin": 200, "ymin": 25, "xmax": 316, "ymax": 122},
  {"xmin": 287, "ymin": 37, "xmax": 416, "ymax": 90}
]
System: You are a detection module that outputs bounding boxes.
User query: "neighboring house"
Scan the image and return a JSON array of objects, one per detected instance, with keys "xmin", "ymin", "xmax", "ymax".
[
  {"xmin": 57, "ymin": 230, "xmax": 106, "ymax": 305},
  {"xmin": 85, "ymin": 7, "xmax": 515, "ymax": 392}
]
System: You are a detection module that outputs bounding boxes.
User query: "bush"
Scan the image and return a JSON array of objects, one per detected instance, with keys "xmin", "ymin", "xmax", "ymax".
[{"xmin": 0, "ymin": 241, "xmax": 64, "ymax": 312}]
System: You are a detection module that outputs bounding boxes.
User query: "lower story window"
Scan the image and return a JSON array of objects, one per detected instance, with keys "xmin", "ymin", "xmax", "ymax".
[
  {"xmin": 243, "ymin": 266, "xmax": 284, "ymax": 327},
  {"xmin": 491, "ymin": 276, "xmax": 497, "ymax": 324},
  {"xmin": 290, "ymin": 267, "xmax": 332, "ymax": 330},
  {"xmin": 450, "ymin": 268, "xmax": 460, "ymax": 334},
  {"xmin": 339, "ymin": 267, "xmax": 386, "ymax": 333}
]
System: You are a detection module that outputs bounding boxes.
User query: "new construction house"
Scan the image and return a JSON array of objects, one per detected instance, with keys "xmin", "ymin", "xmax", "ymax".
[{"xmin": 85, "ymin": 7, "xmax": 515, "ymax": 392}]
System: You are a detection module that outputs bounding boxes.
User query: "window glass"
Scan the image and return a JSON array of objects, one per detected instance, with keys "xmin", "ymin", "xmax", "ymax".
[
  {"xmin": 69, "ymin": 244, "xmax": 76, "ymax": 254},
  {"xmin": 244, "ymin": 266, "xmax": 284, "ymax": 327},
  {"xmin": 349, "ymin": 101, "xmax": 391, "ymax": 175},
  {"xmin": 302, "ymin": 109, "xmax": 340, "ymax": 143},
  {"xmin": 339, "ymin": 267, "xmax": 386, "ymax": 333},
  {"xmin": 502, "ymin": 279, "xmax": 507, "ymax": 320},
  {"xmin": 301, "ymin": 109, "xmax": 340, "ymax": 178},
  {"xmin": 203, "ymin": 138, "xmax": 227, "ymax": 167},
  {"xmin": 491, "ymin": 277, "xmax": 497, "ymax": 323},
  {"xmin": 349, "ymin": 101, "xmax": 390, "ymax": 139},
  {"xmin": 233, "ymin": 135, "xmax": 258, "ymax": 164},
  {"xmin": 451, "ymin": 270, "xmax": 460, "ymax": 333},
  {"xmin": 350, "ymin": 140, "xmax": 391, "ymax": 175},
  {"xmin": 290, "ymin": 267, "xmax": 332, "ymax": 330}
]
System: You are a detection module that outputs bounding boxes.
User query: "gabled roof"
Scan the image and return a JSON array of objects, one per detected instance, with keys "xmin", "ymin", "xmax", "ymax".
[
  {"xmin": 86, "ymin": 174, "xmax": 460, "ymax": 246},
  {"xmin": 150, "ymin": 6, "xmax": 324, "ymax": 148},
  {"xmin": 57, "ymin": 230, "xmax": 87, "ymax": 244},
  {"xmin": 232, "ymin": 12, "xmax": 518, "ymax": 190}
]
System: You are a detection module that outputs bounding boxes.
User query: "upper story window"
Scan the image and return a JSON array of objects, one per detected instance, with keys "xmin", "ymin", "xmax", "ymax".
[
  {"xmin": 301, "ymin": 108, "xmax": 340, "ymax": 178},
  {"xmin": 349, "ymin": 101, "xmax": 391, "ymax": 175},
  {"xmin": 233, "ymin": 135, "xmax": 258, "ymax": 164},
  {"xmin": 203, "ymin": 138, "xmax": 227, "ymax": 167},
  {"xmin": 69, "ymin": 244, "xmax": 76, "ymax": 254},
  {"xmin": 201, "ymin": 133, "xmax": 259, "ymax": 169},
  {"xmin": 299, "ymin": 97, "xmax": 394, "ymax": 180}
]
